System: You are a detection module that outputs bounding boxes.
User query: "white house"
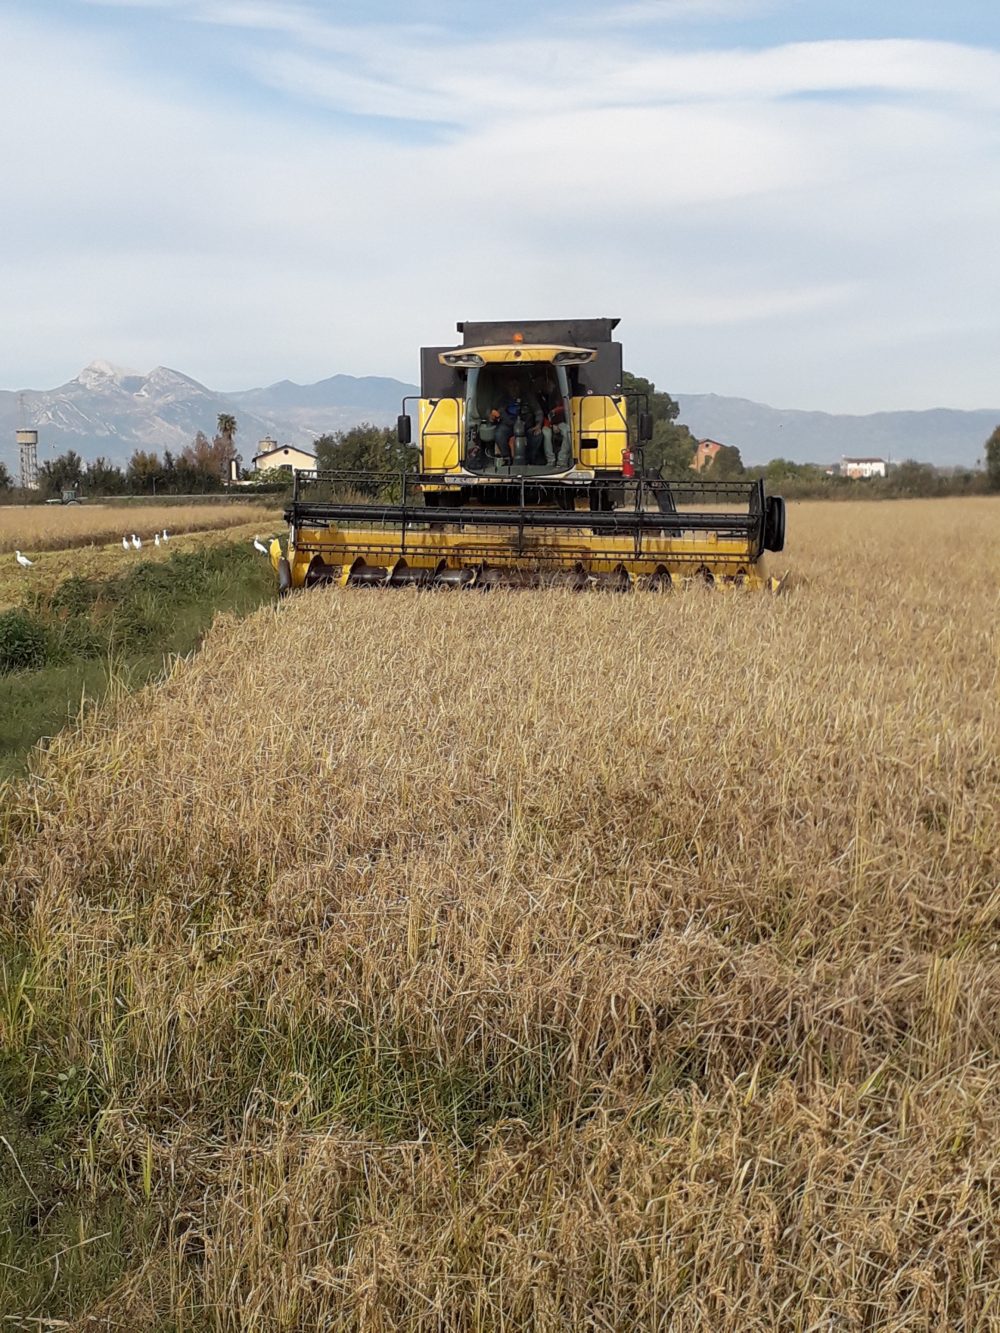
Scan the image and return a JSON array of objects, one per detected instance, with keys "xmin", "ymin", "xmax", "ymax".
[
  {"xmin": 251, "ymin": 438, "xmax": 317, "ymax": 474},
  {"xmin": 841, "ymin": 456, "xmax": 888, "ymax": 479}
]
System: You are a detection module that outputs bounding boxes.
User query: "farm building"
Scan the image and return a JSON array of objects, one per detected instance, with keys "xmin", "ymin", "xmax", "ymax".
[
  {"xmin": 841, "ymin": 456, "xmax": 888, "ymax": 479},
  {"xmin": 691, "ymin": 438, "xmax": 726, "ymax": 472},
  {"xmin": 251, "ymin": 439, "xmax": 317, "ymax": 473}
]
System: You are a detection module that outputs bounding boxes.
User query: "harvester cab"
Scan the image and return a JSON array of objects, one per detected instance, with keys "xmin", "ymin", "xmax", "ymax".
[
  {"xmin": 399, "ymin": 318, "xmax": 647, "ymax": 485},
  {"xmin": 277, "ymin": 318, "xmax": 787, "ymax": 592}
]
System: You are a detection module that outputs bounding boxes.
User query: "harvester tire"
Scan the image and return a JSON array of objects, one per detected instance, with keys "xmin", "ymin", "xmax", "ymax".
[{"xmin": 764, "ymin": 496, "xmax": 786, "ymax": 553}]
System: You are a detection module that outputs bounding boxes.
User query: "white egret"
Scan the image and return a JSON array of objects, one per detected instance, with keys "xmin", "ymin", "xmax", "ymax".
[
  {"xmin": 253, "ymin": 537, "xmax": 268, "ymax": 555},
  {"xmin": 155, "ymin": 532, "xmax": 160, "ymax": 547},
  {"xmin": 15, "ymin": 550, "xmax": 33, "ymax": 568},
  {"xmin": 162, "ymin": 529, "xmax": 169, "ymax": 541},
  {"xmin": 131, "ymin": 534, "xmax": 141, "ymax": 550}
]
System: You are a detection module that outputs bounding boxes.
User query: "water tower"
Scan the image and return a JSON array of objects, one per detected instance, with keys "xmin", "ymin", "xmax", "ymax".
[{"xmin": 17, "ymin": 429, "xmax": 39, "ymax": 490}]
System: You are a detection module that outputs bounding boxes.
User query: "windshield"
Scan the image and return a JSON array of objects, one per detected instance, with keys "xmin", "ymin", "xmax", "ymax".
[{"xmin": 464, "ymin": 363, "xmax": 573, "ymax": 474}]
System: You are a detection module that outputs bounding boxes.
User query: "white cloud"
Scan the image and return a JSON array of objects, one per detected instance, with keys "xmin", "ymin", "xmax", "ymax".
[
  {"xmin": 77, "ymin": 1, "xmax": 1000, "ymax": 118},
  {"xmin": 1, "ymin": 7, "xmax": 998, "ymax": 413},
  {"xmin": 585, "ymin": 0, "xmax": 778, "ymax": 21},
  {"xmin": 249, "ymin": 50, "xmax": 454, "ymax": 124},
  {"xmin": 78, "ymin": 0, "xmax": 1000, "ymax": 117}
]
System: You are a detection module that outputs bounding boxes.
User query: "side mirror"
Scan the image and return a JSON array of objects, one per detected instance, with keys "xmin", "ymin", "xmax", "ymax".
[
  {"xmin": 397, "ymin": 414, "xmax": 412, "ymax": 445},
  {"xmin": 639, "ymin": 411, "xmax": 653, "ymax": 442}
]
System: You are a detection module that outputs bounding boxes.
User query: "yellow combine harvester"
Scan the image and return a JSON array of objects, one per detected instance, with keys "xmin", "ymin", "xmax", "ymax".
[{"xmin": 274, "ymin": 318, "xmax": 787, "ymax": 592}]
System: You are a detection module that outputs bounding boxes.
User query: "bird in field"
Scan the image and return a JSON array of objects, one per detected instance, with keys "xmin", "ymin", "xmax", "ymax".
[
  {"xmin": 122, "ymin": 535, "xmax": 129, "ymax": 551},
  {"xmin": 131, "ymin": 533, "xmax": 141, "ymax": 550},
  {"xmin": 253, "ymin": 537, "xmax": 268, "ymax": 554},
  {"xmin": 162, "ymin": 529, "xmax": 169, "ymax": 541},
  {"xmin": 155, "ymin": 532, "xmax": 160, "ymax": 547},
  {"xmin": 15, "ymin": 550, "xmax": 33, "ymax": 568}
]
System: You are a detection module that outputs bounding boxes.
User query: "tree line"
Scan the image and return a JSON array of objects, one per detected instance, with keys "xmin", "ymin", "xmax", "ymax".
[
  {"xmin": 2, "ymin": 404, "xmax": 999, "ymax": 500},
  {"xmin": 623, "ymin": 374, "xmax": 1000, "ymax": 495},
  {"xmin": 747, "ymin": 456, "xmax": 994, "ymax": 500},
  {"xmin": 0, "ymin": 415, "xmax": 241, "ymax": 500}
]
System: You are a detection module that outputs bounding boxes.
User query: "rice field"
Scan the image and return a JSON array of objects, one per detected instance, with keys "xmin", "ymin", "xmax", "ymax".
[
  {"xmin": 1, "ymin": 497, "xmax": 999, "ymax": 1329},
  {"xmin": 0, "ymin": 507, "xmax": 284, "ymax": 611},
  {"xmin": 0, "ymin": 501, "xmax": 278, "ymax": 555}
]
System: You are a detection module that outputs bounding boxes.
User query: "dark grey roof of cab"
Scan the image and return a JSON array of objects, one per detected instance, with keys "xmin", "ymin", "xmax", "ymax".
[{"xmin": 456, "ymin": 319, "xmax": 620, "ymax": 348}]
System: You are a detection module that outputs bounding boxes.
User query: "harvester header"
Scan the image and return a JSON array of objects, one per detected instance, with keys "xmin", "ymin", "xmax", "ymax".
[{"xmin": 274, "ymin": 318, "xmax": 787, "ymax": 593}]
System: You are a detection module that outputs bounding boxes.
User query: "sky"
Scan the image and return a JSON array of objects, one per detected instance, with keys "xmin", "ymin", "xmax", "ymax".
[{"xmin": 1, "ymin": 0, "xmax": 998, "ymax": 413}]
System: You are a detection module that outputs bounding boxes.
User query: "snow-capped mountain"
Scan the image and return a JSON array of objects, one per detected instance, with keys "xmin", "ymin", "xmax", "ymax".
[
  {"xmin": 2, "ymin": 362, "xmax": 995, "ymax": 472},
  {"xmin": 0, "ymin": 362, "xmax": 278, "ymax": 466},
  {"xmin": 0, "ymin": 362, "xmax": 417, "ymax": 470}
]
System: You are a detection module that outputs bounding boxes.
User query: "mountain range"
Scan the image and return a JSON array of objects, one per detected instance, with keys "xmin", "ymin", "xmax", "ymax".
[
  {"xmin": 0, "ymin": 362, "xmax": 417, "ymax": 472},
  {"xmin": 676, "ymin": 394, "xmax": 998, "ymax": 470},
  {"xmin": 1, "ymin": 361, "xmax": 996, "ymax": 473}
]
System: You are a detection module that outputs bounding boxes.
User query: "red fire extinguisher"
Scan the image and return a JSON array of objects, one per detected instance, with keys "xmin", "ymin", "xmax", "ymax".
[{"xmin": 621, "ymin": 448, "xmax": 635, "ymax": 479}]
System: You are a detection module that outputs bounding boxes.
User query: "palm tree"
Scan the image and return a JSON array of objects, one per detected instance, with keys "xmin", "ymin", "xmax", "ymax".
[
  {"xmin": 217, "ymin": 413, "xmax": 237, "ymax": 448},
  {"xmin": 215, "ymin": 413, "xmax": 239, "ymax": 483}
]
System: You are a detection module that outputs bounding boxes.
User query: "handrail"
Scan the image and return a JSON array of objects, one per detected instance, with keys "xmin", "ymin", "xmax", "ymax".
[
  {"xmin": 293, "ymin": 468, "xmax": 762, "ymax": 501},
  {"xmin": 289, "ymin": 499, "xmax": 760, "ymax": 536}
]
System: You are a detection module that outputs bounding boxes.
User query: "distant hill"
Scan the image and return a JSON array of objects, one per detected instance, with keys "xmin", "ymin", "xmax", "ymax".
[
  {"xmin": 2, "ymin": 363, "xmax": 995, "ymax": 474},
  {"xmin": 0, "ymin": 363, "xmax": 418, "ymax": 471},
  {"xmin": 229, "ymin": 374, "xmax": 413, "ymax": 445},
  {"xmin": 676, "ymin": 393, "xmax": 999, "ymax": 469}
]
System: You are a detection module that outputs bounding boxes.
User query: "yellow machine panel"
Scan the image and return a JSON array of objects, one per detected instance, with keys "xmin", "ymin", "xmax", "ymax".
[
  {"xmin": 418, "ymin": 397, "xmax": 463, "ymax": 473},
  {"xmin": 574, "ymin": 395, "xmax": 628, "ymax": 472}
]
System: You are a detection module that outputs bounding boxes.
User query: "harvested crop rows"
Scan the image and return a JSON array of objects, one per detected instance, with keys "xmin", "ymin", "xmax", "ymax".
[
  {"xmin": 0, "ymin": 501, "xmax": 277, "ymax": 555},
  {"xmin": 1, "ymin": 497, "xmax": 999, "ymax": 1329},
  {"xmin": 0, "ymin": 508, "xmax": 283, "ymax": 612}
]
